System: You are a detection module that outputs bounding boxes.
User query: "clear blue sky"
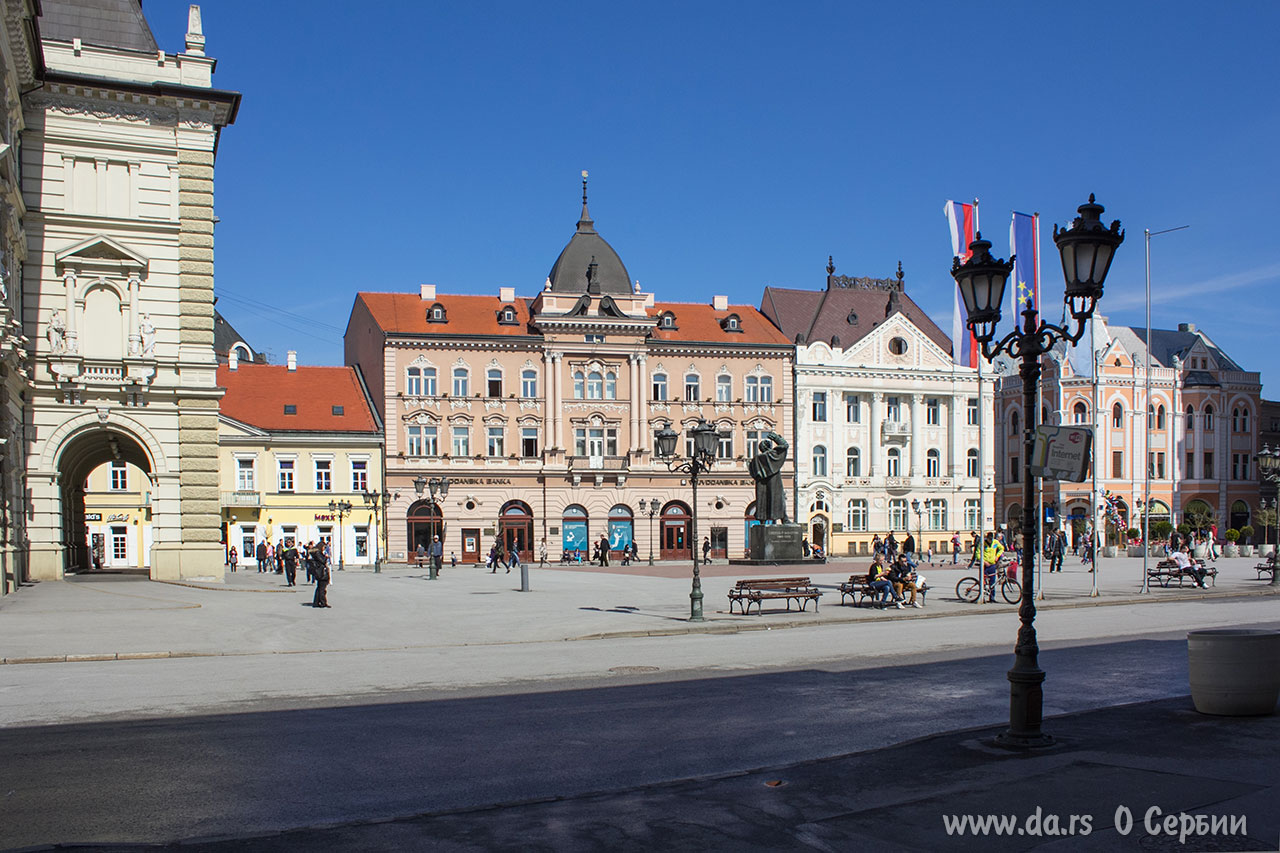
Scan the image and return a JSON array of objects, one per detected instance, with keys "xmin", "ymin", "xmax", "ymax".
[{"xmin": 143, "ymin": 1, "xmax": 1280, "ymax": 394}]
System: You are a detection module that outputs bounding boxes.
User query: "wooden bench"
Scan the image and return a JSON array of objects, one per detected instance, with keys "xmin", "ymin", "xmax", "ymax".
[
  {"xmin": 837, "ymin": 574, "xmax": 929, "ymax": 608},
  {"xmin": 1149, "ymin": 559, "xmax": 1217, "ymax": 589},
  {"xmin": 1255, "ymin": 556, "xmax": 1276, "ymax": 580},
  {"xmin": 727, "ymin": 577, "xmax": 821, "ymax": 615}
]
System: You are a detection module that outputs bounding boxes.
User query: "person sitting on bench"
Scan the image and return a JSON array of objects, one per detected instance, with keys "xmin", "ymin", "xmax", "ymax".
[
  {"xmin": 867, "ymin": 555, "xmax": 898, "ymax": 608},
  {"xmin": 1171, "ymin": 545, "xmax": 1207, "ymax": 588}
]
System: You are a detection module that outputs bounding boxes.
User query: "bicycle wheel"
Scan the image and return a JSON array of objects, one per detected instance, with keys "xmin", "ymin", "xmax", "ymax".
[
  {"xmin": 1001, "ymin": 578, "xmax": 1022, "ymax": 604},
  {"xmin": 956, "ymin": 577, "xmax": 981, "ymax": 603}
]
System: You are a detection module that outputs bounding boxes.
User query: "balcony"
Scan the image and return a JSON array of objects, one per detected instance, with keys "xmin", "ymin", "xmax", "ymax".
[
  {"xmin": 881, "ymin": 420, "xmax": 911, "ymax": 440},
  {"xmin": 883, "ymin": 476, "xmax": 910, "ymax": 490},
  {"xmin": 221, "ymin": 490, "xmax": 262, "ymax": 507},
  {"xmin": 568, "ymin": 455, "xmax": 629, "ymax": 471}
]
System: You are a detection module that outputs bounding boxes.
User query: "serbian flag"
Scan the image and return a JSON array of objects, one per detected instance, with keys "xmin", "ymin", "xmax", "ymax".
[
  {"xmin": 1009, "ymin": 211, "xmax": 1039, "ymax": 320},
  {"xmin": 945, "ymin": 200, "xmax": 978, "ymax": 367}
]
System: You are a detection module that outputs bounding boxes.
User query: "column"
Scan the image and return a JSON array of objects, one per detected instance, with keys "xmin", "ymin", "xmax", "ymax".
[
  {"xmin": 95, "ymin": 158, "xmax": 108, "ymax": 216},
  {"xmin": 62, "ymin": 155, "xmax": 75, "ymax": 211},
  {"xmin": 638, "ymin": 355, "xmax": 649, "ymax": 454},
  {"xmin": 552, "ymin": 353, "xmax": 564, "ymax": 451},
  {"xmin": 628, "ymin": 354, "xmax": 640, "ymax": 451},
  {"xmin": 910, "ymin": 394, "xmax": 923, "ymax": 477},
  {"xmin": 1192, "ymin": 400, "xmax": 1204, "ymax": 480},
  {"xmin": 543, "ymin": 350, "xmax": 554, "ymax": 450},
  {"xmin": 127, "ymin": 273, "xmax": 141, "ymax": 355},
  {"xmin": 63, "ymin": 270, "xmax": 77, "ymax": 352},
  {"xmin": 868, "ymin": 392, "xmax": 881, "ymax": 476}
]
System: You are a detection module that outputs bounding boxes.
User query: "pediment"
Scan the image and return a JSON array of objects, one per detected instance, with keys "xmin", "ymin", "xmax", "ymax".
[{"xmin": 56, "ymin": 235, "xmax": 149, "ymax": 275}]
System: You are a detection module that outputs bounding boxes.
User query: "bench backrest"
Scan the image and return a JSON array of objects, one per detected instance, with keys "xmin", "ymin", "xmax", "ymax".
[{"xmin": 736, "ymin": 577, "xmax": 811, "ymax": 590}]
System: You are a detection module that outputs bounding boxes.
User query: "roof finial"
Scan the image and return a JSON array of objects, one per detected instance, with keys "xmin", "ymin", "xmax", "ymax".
[
  {"xmin": 582, "ymin": 170, "xmax": 588, "ymax": 206},
  {"xmin": 826, "ymin": 255, "xmax": 835, "ymax": 276},
  {"xmin": 576, "ymin": 170, "xmax": 594, "ymax": 232},
  {"xmin": 896, "ymin": 260, "xmax": 904, "ymax": 288}
]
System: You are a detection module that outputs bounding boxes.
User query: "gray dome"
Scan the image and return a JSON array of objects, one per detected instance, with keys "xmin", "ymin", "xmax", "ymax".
[{"xmin": 546, "ymin": 200, "xmax": 633, "ymax": 296}]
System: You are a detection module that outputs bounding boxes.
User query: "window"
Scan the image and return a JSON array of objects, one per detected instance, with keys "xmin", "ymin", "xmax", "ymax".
[
  {"xmin": 351, "ymin": 460, "xmax": 368, "ymax": 492},
  {"xmin": 927, "ymin": 499, "xmax": 947, "ymax": 531},
  {"xmin": 406, "ymin": 426, "xmax": 423, "ymax": 456},
  {"xmin": 354, "ymin": 527, "xmax": 368, "ymax": 558},
  {"xmin": 406, "ymin": 367, "xmax": 422, "ymax": 396},
  {"xmin": 521, "ymin": 427, "xmax": 539, "ymax": 458},
  {"xmin": 452, "ymin": 425, "xmax": 470, "ymax": 457},
  {"xmin": 1232, "ymin": 407, "xmax": 1239, "ymax": 431},
  {"xmin": 452, "ymin": 367, "xmax": 469, "ymax": 397},
  {"xmin": 1011, "ymin": 411, "xmax": 1020, "ymax": 435},
  {"xmin": 967, "ymin": 397, "xmax": 979, "ymax": 425},
  {"xmin": 759, "ymin": 376, "xmax": 773, "ymax": 403},
  {"xmin": 964, "ymin": 499, "xmax": 980, "ymax": 530},
  {"xmin": 487, "ymin": 426, "xmax": 505, "ymax": 456},
  {"xmin": 110, "ymin": 460, "xmax": 129, "ymax": 491},
  {"xmin": 888, "ymin": 499, "xmax": 908, "ymax": 531},
  {"xmin": 573, "ymin": 371, "xmax": 585, "ymax": 398},
  {"xmin": 1231, "ymin": 453, "xmax": 1247, "ymax": 480},
  {"xmin": 745, "ymin": 375, "xmax": 760, "ymax": 402},
  {"xmin": 487, "ymin": 369, "xmax": 503, "ymax": 397},
  {"xmin": 966, "ymin": 448, "xmax": 979, "ymax": 478},
  {"xmin": 846, "ymin": 447, "xmax": 861, "ymax": 477},
  {"xmin": 926, "ymin": 398, "xmax": 940, "ymax": 425},
  {"xmin": 580, "ymin": 427, "xmax": 619, "ymax": 459},
  {"xmin": 812, "ymin": 392, "xmax": 827, "ymax": 422},
  {"xmin": 845, "ymin": 393, "xmax": 860, "ymax": 423},
  {"xmin": 1010, "ymin": 455, "xmax": 1020, "ymax": 483},
  {"xmin": 112, "ymin": 526, "xmax": 128, "ymax": 561},
  {"xmin": 1204, "ymin": 405, "xmax": 1214, "ymax": 431},
  {"xmin": 886, "ymin": 448, "xmax": 901, "ymax": 476},
  {"xmin": 422, "ymin": 427, "xmax": 438, "ymax": 456},
  {"xmin": 889, "ymin": 337, "xmax": 908, "ymax": 355},
  {"xmin": 587, "ymin": 371, "xmax": 604, "ymax": 399},
  {"xmin": 1111, "ymin": 451, "xmax": 1123, "ymax": 479},
  {"xmin": 1112, "ymin": 404, "xmax": 1123, "ymax": 429},
  {"xmin": 717, "ymin": 430, "xmax": 733, "ymax": 459},
  {"xmin": 812, "ymin": 445, "xmax": 827, "ymax": 477},
  {"xmin": 1187, "ymin": 450, "xmax": 1195, "ymax": 477},
  {"xmin": 521, "ymin": 370, "xmax": 537, "ymax": 398},
  {"xmin": 1156, "ymin": 452, "xmax": 1166, "ymax": 479},
  {"xmin": 746, "ymin": 430, "xmax": 761, "ymax": 459},
  {"xmin": 1148, "ymin": 404, "xmax": 1155, "ymax": 429},
  {"xmin": 846, "ymin": 499, "xmax": 868, "ymax": 531},
  {"xmin": 1241, "ymin": 408, "xmax": 1250, "ymax": 432},
  {"xmin": 428, "ymin": 303, "xmax": 447, "ymax": 323},
  {"xmin": 1073, "ymin": 401, "xmax": 1088, "ymax": 424},
  {"xmin": 886, "ymin": 396, "xmax": 901, "ymax": 421},
  {"xmin": 659, "ymin": 312, "xmax": 677, "ymax": 329},
  {"xmin": 652, "ymin": 373, "xmax": 668, "ymax": 401},
  {"xmin": 1156, "ymin": 405, "xmax": 1165, "ymax": 429},
  {"xmin": 721, "ymin": 314, "xmax": 742, "ymax": 332},
  {"xmin": 240, "ymin": 527, "xmax": 256, "ymax": 562},
  {"xmin": 584, "ymin": 334, "xmax": 604, "ymax": 343},
  {"xmin": 1186, "ymin": 406, "xmax": 1194, "ymax": 431},
  {"xmin": 716, "ymin": 374, "xmax": 732, "ymax": 402},
  {"xmin": 499, "ymin": 306, "xmax": 517, "ymax": 325},
  {"xmin": 1203, "ymin": 451, "xmax": 1214, "ymax": 477},
  {"xmin": 605, "ymin": 371, "xmax": 617, "ymax": 399},
  {"xmin": 315, "ymin": 459, "xmax": 332, "ymax": 491},
  {"xmin": 926, "ymin": 449, "xmax": 940, "ymax": 478},
  {"xmin": 277, "ymin": 459, "xmax": 295, "ymax": 493},
  {"xmin": 684, "ymin": 373, "xmax": 700, "ymax": 402}
]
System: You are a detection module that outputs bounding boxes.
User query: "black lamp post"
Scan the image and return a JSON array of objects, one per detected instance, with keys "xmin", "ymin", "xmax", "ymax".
[
  {"xmin": 951, "ymin": 194, "xmax": 1124, "ymax": 748},
  {"xmin": 638, "ymin": 498, "xmax": 660, "ymax": 566},
  {"xmin": 911, "ymin": 498, "xmax": 922, "ymax": 550},
  {"xmin": 655, "ymin": 419, "xmax": 725, "ymax": 621},
  {"xmin": 328, "ymin": 499, "xmax": 352, "ymax": 571},
  {"xmin": 361, "ymin": 489, "xmax": 393, "ymax": 573},
  {"xmin": 1255, "ymin": 446, "xmax": 1280, "ymax": 586}
]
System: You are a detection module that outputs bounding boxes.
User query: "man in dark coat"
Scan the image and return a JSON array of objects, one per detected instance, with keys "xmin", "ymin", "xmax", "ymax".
[
  {"xmin": 748, "ymin": 431, "xmax": 789, "ymax": 523},
  {"xmin": 256, "ymin": 540, "xmax": 268, "ymax": 573},
  {"xmin": 311, "ymin": 544, "xmax": 330, "ymax": 608},
  {"xmin": 282, "ymin": 545, "xmax": 298, "ymax": 587}
]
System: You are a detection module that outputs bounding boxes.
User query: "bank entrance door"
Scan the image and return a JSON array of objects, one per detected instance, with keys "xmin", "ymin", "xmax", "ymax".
[{"xmin": 660, "ymin": 501, "xmax": 692, "ymax": 560}]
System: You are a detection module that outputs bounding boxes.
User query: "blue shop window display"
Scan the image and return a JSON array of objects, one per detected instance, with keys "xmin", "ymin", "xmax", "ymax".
[
  {"xmin": 608, "ymin": 504, "xmax": 633, "ymax": 553},
  {"xmin": 562, "ymin": 504, "xmax": 589, "ymax": 557}
]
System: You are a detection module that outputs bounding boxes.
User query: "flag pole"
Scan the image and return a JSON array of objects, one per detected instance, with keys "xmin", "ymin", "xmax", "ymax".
[
  {"xmin": 974, "ymin": 199, "xmax": 988, "ymax": 603},
  {"xmin": 1032, "ymin": 212, "xmax": 1045, "ymax": 600}
]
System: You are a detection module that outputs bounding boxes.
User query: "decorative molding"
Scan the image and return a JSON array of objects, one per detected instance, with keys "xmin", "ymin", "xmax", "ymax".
[
  {"xmin": 449, "ymin": 399, "xmax": 472, "ymax": 410},
  {"xmin": 28, "ymin": 94, "xmax": 176, "ymax": 126}
]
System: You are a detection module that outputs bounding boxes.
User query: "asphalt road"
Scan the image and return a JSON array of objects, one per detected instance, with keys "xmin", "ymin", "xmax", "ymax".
[{"xmin": 3, "ymin": 597, "xmax": 1276, "ymax": 849}]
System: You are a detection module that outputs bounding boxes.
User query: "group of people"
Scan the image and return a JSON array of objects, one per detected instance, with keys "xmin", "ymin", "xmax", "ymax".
[
  {"xmin": 865, "ymin": 553, "xmax": 926, "ymax": 609},
  {"xmin": 226, "ymin": 539, "xmax": 331, "ymax": 607}
]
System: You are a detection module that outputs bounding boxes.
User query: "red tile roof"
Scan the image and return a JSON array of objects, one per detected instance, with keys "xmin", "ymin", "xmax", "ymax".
[
  {"xmin": 218, "ymin": 364, "xmax": 379, "ymax": 433},
  {"xmin": 648, "ymin": 302, "xmax": 791, "ymax": 345}
]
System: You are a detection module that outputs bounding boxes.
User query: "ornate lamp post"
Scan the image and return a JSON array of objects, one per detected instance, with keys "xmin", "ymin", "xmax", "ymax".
[
  {"xmin": 952, "ymin": 194, "xmax": 1124, "ymax": 748},
  {"xmin": 655, "ymin": 419, "xmax": 725, "ymax": 621},
  {"xmin": 327, "ymin": 499, "xmax": 353, "ymax": 571},
  {"xmin": 911, "ymin": 498, "xmax": 923, "ymax": 552},
  {"xmin": 1255, "ymin": 446, "xmax": 1280, "ymax": 586},
  {"xmin": 361, "ymin": 489, "xmax": 393, "ymax": 573},
  {"xmin": 638, "ymin": 498, "xmax": 660, "ymax": 566},
  {"xmin": 413, "ymin": 475, "xmax": 450, "ymax": 579}
]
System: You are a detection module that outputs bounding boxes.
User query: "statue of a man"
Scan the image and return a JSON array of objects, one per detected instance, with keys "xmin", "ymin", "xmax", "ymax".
[{"xmin": 748, "ymin": 431, "xmax": 789, "ymax": 524}]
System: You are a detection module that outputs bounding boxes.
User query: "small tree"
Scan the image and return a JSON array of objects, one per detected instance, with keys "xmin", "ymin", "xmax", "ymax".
[
  {"xmin": 1184, "ymin": 505, "xmax": 1214, "ymax": 534},
  {"xmin": 1152, "ymin": 520, "xmax": 1174, "ymax": 540},
  {"xmin": 1225, "ymin": 528, "xmax": 1240, "ymax": 543},
  {"xmin": 1240, "ymin": 524, "xmax": 1255, "ymax": 544},
  {"xmin": 1177, "ymin": 523, "xmax": 1191, "ymax": 536},
  {"xmin": 1126, "ymin": 527, "xmax": 1141, "ymax": 543},
  {"xmin": 1256, "ymin": 509, "xmax": 1277, "ymax": 544}
]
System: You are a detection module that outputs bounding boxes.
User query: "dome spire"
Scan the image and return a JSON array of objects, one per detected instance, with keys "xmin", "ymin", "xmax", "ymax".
[{"xmin": 577, "ymin": 170, "xmax": 595, "ymax": 233}]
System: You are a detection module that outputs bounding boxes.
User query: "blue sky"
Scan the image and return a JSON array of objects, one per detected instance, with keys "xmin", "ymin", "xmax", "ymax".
[{"xmin": 142, "ymin": 2, "xmax": 1280, "ymax": 392}]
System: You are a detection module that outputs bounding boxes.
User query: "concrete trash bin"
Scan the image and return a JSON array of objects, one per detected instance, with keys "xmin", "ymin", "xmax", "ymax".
[{"xmin": 1187, "ymin": 629, "xmax": 1280, "ymax": 716}]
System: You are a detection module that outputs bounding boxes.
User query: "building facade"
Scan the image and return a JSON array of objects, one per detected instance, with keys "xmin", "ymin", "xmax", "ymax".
[
  {"xmin": 995, "ymin": 318, "xmax": 1263, "ymax": 546},
  {"xmin": 761, "ymin": 261, "xmax": 994, "ymax": 556},
  {"xmin": 344, "ymin": 186, "xmax": 794, "ymax": 563},
  {"xmin": 217, "ymin": 358, "xmax": 383, "ymax": 569},
  {"xmin": 21, "ymin": 2, "xmax": 239, "ymax": 582}
]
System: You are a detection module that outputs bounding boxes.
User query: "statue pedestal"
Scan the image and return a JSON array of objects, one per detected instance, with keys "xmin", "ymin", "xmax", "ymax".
[{"xmin": 732, "ymin": 523, "xmax": 805, "ymax": 565}]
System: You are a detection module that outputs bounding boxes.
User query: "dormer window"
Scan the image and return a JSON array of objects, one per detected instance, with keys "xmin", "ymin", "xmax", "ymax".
[
  {"xmin": 659, "ymin": 311, "xmax": 678, "ymax": 330},
  {"xmin": 497, "ymin": 305, "xmax": 519, "ymax": 326},
  {"xmin": 427, "ymin": 303, "xmax": 447, "ymax": 323},
  {"xmin": 719, "ymin": 313, "xmax": 743, "ymax": 333},
  {"xmin": 846, "ymin": 310, "xmax": 858, "ymax": 325}
]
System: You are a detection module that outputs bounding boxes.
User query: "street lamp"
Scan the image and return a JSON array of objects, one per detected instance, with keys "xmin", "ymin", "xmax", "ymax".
[
  {"xmin": 361, "ymin": 489, "xmax": 393, "ymax": 573},
  {"xmin": 413, "ymin": 476, "xmax": 450, "ymax": 579},
  {"xmin": 655, "ymin": 419, "xmax": 726, "ymax": 621},
  {"xmin": 1255, "ymin": 445, "xmax": 1280, "ymax": 586},
  {"xmin": 638, "ymin": 498, "xmax": 660, "ymax": 566},
  {"xmin": 328, "ymin": 499, "xmax": 352, "ymax": 571},
  {"xmin": 952, "ymin": 194, "xmax": 1124, "ymax": 749},
  {"xmin": 911, "ymin": 498, "xmax": 922, "ymax": 551}
]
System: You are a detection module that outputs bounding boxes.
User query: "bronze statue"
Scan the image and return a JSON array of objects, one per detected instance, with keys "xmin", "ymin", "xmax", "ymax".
[{"xmin": 748, "ymin": 431, "xmax": 789, "ymax": 523}]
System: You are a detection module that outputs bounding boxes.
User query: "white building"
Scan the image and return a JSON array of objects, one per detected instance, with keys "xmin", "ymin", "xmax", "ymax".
[{"xmin": 760, "ymin": 261, "xmax": 995, "ymax": 556}]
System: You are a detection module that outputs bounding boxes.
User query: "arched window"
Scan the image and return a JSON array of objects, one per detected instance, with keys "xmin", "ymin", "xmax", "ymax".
[
  {"xmin": 1156, "ymin": 405, "xmax": 1165, "ymax": 429},
  {"xmin": 406, "ymin": 366, "xmax": 422, "ymax": 396},
  {"xmin": 1148, "ymin": 404, "xmax": 1155, "ymax": 429},
  {"xmin": 1073, "ymin": 401, "xmax": 1088, "ymax": 424},
  {"xmin": 886, "ymin": 447, "xmax": 901, "ymax": 477},
  {"xmin": 1112, "ymin": 403, "xmax": 1123, "ymax": 429},
  {"xmin": 966, "ymin": 448, "xmax": 979, "ymax": 478},
  {"xmin": 1232, "ymin": 407, "xmax": 1239, "ymax": 431},
  {"xmin": 846, "ymin": 447, "xmax": 861, "ymax": 477},
  {"xmin": 1011, "ymin": 411, "xmax": 1020, "ymax": 435},
  {"xmin": 573, "ymin": 371, "xmax": 585, "ymax": 399},
  {"xmin": 811, "ymin": 494, "xmax": 829, "ymax": 514},
  {"xmin": 587, "ymin": 371, "xmax": 603, "ymax": 399},
  {"xmin": 452, "ymin": 367, "xmax": 469, "ymax": 397},
  {"xmin": 926, "ymin": 449, "xmax": 940, "ymax": 478},
  {"xmin": 684, "ymin": 373, "xmax": 700, "ymax": 401},
  {"xmin": 486, "ymin": 368, "xmax": 503, "ymax": 397},
  {"xmin": 846, "ymin": 499, "xmax": 868, "ymax": 531},
  {"xmin": 716, "ymin": 374, "xmax": 732, "ymax": 402},
  {"xmin": 605, "ymin": 371, "xmax": 617, "ymax": 399},
  {"xmin": 812, "ymin": 445, "xmax": 827, "ymax": 478},
  {"xmin": 1186, "ymin": 406, "xmax": 1194, "ymax": 431},
  {"xmin": 521, "ymin": 369, "xmax": 537, "ymax": 398},
  {"xmin": 652, "ymin": 373, "xmax": 668, "ymax": 401},
  {"xmin": 1240, "ymin": 407, "xmax": 1250, "ymax": 432},
  {"xmin": 562, "ymin": 504, "xmax": 589, "ymax": 554},
  {"xmin": 1204, "ymin": 405, "xmax": 1214, "ymax": 431}
]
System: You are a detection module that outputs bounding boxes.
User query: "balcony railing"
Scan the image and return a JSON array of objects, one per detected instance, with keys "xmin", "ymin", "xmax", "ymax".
[
  {"xmin": 221, "ymin": 490, "xmax": 262, "ymax": 507},
  {"xmin": 568, "ymin": 455, "xmax": 629, "ymax": 471},
  {"xmin": 881, "ymin": 420, "xmax": 910, "ymax": 438}
]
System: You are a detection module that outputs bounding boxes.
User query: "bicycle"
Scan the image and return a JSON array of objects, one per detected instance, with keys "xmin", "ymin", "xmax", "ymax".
[{"xmin": 955, "ymin": 556, "xmax": 1022, "ymax": 604}]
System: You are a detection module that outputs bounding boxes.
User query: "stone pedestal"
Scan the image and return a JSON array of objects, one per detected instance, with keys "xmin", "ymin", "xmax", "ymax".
[{"xmin": 745, "ymin": 523, "xmax": 804, "ymax": 563}]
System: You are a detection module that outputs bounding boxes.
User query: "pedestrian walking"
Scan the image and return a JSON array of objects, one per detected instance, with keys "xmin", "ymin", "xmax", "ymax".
[
  {"xmin": 310, "ymin": 544, "xmax": 330, "ymax": 608},
  {"xmin": 507, "ymin": 547, "xmax": 519, "ymax": 574},
  {"xmin": 491, "ymin": 538, "xmax": 505, "ymax": 573},
  {"xmin": 702, "ymin": 536, "xmax": 712, "ymax": 564},
  {"xmin": 256, "ymin": 540, "xmax": 268, "ymax": 572},
  {"xmin": 282, "ymin": 544, "xmax": 297, "ymax": 586},
  {"xmin": 228, "ymin": 546, "xmax": 238, "ymax": 572},
  {"xmin": 1049, "ymin": 529, "xmax": 1066, "ymax": 572},
  {"xmin": 538, "ymin": 538, "xmax": 548, "ymax": 569},
  {"xmin": 429, "ymin": 534, "xmax": 443, "ymax": 576},
  {"xmin": 598, "ymin": 534, "xmax": 610, "ymax": 567},
  {"xmin": 951, "ymin": 532, "xmax": 961, "ymax": 564}
]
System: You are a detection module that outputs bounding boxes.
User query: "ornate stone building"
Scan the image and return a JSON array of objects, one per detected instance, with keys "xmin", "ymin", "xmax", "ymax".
[
  {"xmin": 21, "ymin": 1, "xmax": 239, "ymax": 582},
  {"xmin": 761, "ymin": 261, "xmax": 994, "ymax": 556},
  {"xmin": 345, "ymin": 182, "xmax": 794, "ymax": 563}
]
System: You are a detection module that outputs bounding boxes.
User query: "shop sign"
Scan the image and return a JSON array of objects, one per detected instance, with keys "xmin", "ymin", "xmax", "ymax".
[
  {"xmin": 314, "ymin": 513, "xmax": 335, "ymax": 521},
  {"xmin": 1029, "ymin": 426, "xmax": 1093, "ymax": 482},
  {"xmin": 107, "ymin": 513, "xmax": 130, "ymax": 522},
  {"xmin": 435, "ymin": 478, "xmax": 513, "ymax": 485},
  {"xmin": 84, "ymin": 513, "xmax": 102, "ymax": 521}
]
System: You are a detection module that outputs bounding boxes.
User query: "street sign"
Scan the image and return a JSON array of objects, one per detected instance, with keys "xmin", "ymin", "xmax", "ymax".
[{"xmin": 1028, "ymin": 425, "xmax": 1093, "ymax": 482}]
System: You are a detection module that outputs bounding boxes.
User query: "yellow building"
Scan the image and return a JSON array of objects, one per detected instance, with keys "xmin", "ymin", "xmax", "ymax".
[
  {"xmin": 81, "ymin": 460, "xmax": 153, "ymax": 570},
  {"xmin": 218, "ymin": 356, "xmax": 383, "ymax": 569}
]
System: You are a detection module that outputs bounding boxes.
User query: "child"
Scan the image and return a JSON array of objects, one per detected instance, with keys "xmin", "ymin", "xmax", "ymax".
[{"xmin": 450, "ymin": 551, "xmax": 457, "ymax": 568}]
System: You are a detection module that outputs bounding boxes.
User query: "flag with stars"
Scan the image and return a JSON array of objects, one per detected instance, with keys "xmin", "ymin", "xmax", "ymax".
[{"xmin": 1009, "ymin": 211, "xmax": 1038, "ymax": 320}]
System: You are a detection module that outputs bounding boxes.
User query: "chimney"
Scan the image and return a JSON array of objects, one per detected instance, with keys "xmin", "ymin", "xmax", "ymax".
[
  {"xmin": 420, "ymin": 283, "xmax": 436, "ymax": 301},
  {"xmin": 499, "ymin": 286, "xmax": 515, "ymax": 303},
  {"xmin": 228, "ymin": 349, "xmax": 238, "ymax": 371},
  {"xmin": 286, "ymin": 351, "xmax": 297, "ymax": 371},
  {"xmin": 712, "ymin": 295, "xmax": 728, "ymax": 311}
]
